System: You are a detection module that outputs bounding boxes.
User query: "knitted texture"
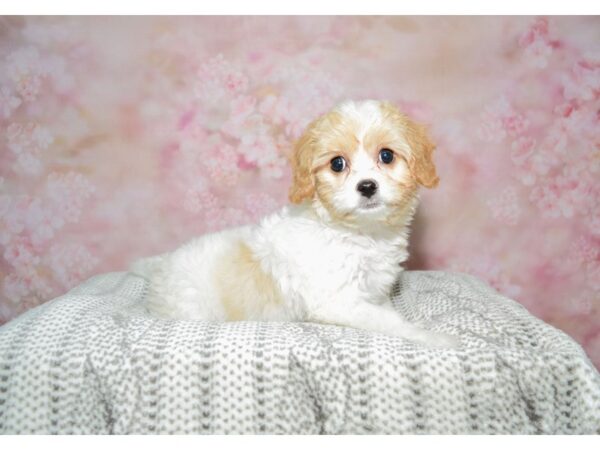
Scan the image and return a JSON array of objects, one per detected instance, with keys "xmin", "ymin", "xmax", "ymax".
[{"xmin": 0, "ymin": 270, "xmax": 599, "ymax": 434}]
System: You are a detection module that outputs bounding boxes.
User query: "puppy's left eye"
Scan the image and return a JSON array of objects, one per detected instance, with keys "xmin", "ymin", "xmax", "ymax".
[
  {"xmin": 379, "ymin": 148, "xmax": 394, "ymax": 164},
  {"xmin": 330, "ymin": 156, "xmax": 346, "ymax": 172}
]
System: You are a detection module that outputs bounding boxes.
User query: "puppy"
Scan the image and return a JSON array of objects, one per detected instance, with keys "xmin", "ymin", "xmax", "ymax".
[{"xmin": 132, "ymin": 100, "xmax": 459, "ymax": 348}]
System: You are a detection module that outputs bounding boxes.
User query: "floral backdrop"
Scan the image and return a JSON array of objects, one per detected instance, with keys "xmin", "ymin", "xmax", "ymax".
[{"xmin": 0, "ymin": 16, "xmax": 598, "ymax": 368}]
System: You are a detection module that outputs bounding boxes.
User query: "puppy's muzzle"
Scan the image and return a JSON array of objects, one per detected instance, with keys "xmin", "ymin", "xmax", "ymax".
[{"xmin": 356, "ymin": 179, "xmax": 378, "ymax": 198}]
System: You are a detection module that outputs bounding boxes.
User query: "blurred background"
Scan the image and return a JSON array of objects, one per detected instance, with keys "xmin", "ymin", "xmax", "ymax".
[{"xmin": 0, "ymin": 16, "xmax": 598, "ymax": 367}]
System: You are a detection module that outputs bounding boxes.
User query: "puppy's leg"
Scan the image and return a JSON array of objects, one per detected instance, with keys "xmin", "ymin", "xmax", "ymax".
[{"xmin": 308, "ymin": 300, "xmax": 460, "ymax": 349}]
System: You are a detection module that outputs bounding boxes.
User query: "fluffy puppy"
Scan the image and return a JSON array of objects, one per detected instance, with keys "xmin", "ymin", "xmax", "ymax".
[{"xmin": 132, "ymin": 99, "xmax": 459, "ymax": 348}]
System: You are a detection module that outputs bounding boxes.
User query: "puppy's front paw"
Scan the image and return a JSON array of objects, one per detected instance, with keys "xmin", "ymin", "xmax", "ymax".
[{"xmin": 419, "ymin": 332, "xmax": 461, "ymax": 349}]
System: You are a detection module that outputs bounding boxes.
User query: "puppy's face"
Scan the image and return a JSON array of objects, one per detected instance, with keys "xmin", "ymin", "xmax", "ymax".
[{"xmin": 289, "ymin": 100, "xmax": 439, "ymax": 228}]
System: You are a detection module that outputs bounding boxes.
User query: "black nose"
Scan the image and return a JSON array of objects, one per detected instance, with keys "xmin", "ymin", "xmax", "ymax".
[{"xmin": 356, "ymin": 179, "xmax": 378, "ymax": 198}]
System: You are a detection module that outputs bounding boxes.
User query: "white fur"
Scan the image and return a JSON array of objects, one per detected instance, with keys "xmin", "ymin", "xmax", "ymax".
[{"xmin": 131, "ymin": 100, "xmax": 459, "ymax": 348}]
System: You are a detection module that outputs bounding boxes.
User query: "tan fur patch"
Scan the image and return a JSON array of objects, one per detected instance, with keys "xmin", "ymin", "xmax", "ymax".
[
  {"xmin": 378, "ymin": 101, "xmax": 439, "ymax": 188},
  {"xmin": 289, "ymin": 130, "xmax": 318, "ymax": 204},
  {"xmin": 289, "ymin": 110, "xmax": 359, "ymax": 204},
  {"xmin": 214, "ymin": 242, "xmax": 283, "ymax": 321},
  {"xmin": 362, "ymin": 126, "xmax": 396, "ymax": 157}
]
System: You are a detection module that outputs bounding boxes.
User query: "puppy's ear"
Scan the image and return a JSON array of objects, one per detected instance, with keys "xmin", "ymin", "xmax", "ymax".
[
  {"xmin": 289, "ymin": 125, "xmax": 317, "ymax": 204},
  {"xmin": 404, "ymin": 118, "xmax": 439, "ymax": 189}
]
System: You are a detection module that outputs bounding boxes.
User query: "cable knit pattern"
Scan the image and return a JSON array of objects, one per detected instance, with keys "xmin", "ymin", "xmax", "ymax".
[{"xmin": 0, "ymin": 270, "xmax": 599, "ymax": 434}]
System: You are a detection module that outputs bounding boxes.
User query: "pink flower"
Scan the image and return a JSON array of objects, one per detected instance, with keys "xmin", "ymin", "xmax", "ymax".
[
  {"xmin": 518, "ymin": 17, "xmax": 549, "ymax": 47},
  {"xmin": 237, "ymin": 133, "xmax": 286, "ymax": 179},
  {"xmin": 5, "ymin": 123, "xmax": 54, "ymax": 175},
  {"xmin": 503, "ymin": 113, "xmax": 530, "ymax": 137},
  {"xmin": 529, "ymin": 176, "xmax": 579, "ymax": 219},
  {"xmin": 524, "ymin": 39, "xmax": 553, "ymax": 68},
  {"xmin": 232, "ymin": 116, "xmax": 286, "ymax": 178},
  {"xmin": 541, "ymin": 126, "xmax": 568, "ymax": 156},
  {"xmin": 529, "ymin": 149, "xmax": 559, "ymax": 177},
  {"xmin": 194, "ymin": 54, "xmax": 249, "ymax": 103},
  {"xmin": 513, "ymin": 167, "xmax": 537, "ymax": 187},
  {"xmin": 46, "ymin": 243, "xmax": 99, "ymax": 289},
  {"xmin": 32, "ymin": 125, "xmax": 54, "ymax": 149},
  {"xmin": 2, "ymin": 274, "xmax": 29, "ymax": 304},
  {"xmin": 478, "ymin": 111, "xmax": 506, "ymax": 142},
  {"xmin": 200, "ymin": 139, "xmax": 241, "ymax": 186},
  {"xmin": 554, "ymin": 101, "xmax": 575, "ymax": 118},
  {"xmin": 23, "ymin": 198, "xmax": 64, "ymax": 246},
  {"xmin": 6, "ymin": 46, "xmax": 46, "ymax": 102},
  {"xmin": 559, "ymin": 164, "xmax": 594, "ymax": 200},
  {"xmin": 0, "ymin": 86, "xmax": 22, "ymax": 119},
  {"xmin": 519, "ymin": 17, "xmax": 555, "ymax": 68},
  {"xmin": 568, "ymin": 236, "xmax": 599, "ymax": 267},
  {"xmin": 45, "ymin": 172, "xmax": 95, "ymax": 224},
  {"xmin": 184, "ymin": 189, "xmax": 218, "ymax": 215},
  {"xmin": 243, "ymin": 192, "xmax": 280, "ymax": 220},
  {"xmin": 258, "ymin": 94, "xmax": 291, "ymax": 126},
  {"xmin": 562, "ymin": 53, "xmax": 600, "ymax": 102},
  {"xmin": 6, "ymin": 122, "xmax": 27, "ymax": 152},
  {"xmin": 170, "ymin": 132, "xmax": 242, "ymax": 191},
  {"xmin": 261, "ymin": 63, "xmax": 341, "ymax": 138},
  {"xmin": 479, "ymin": 97, "xmax": 529, "ymax": 142},
  {"xmin": 220, "ymin": 95, "xmax": 258, "ymax": 137},
  {"xmin": 224, "ymin": 71, "xmax": 248, "ymax": 94},
  {"xmin": 15, "ymin": 152, "xmax": 43, "ymax": 175},
  {"xmin": 487, "ymin": 186, "xmax": 521, "ymax": 226},
  {"xmin": 230, "ymin": 95, "xmax": 256, "ymax": 123},
  {"xmin": 24, "ymin": 273, "xmax": 54, "ymax": 305},
  {"xmin": 510, "ymin": 136, "xmax": 536, "ymax": 166},
  {"xmin": 561, "ymin": 105, "xmax": 599, "ymax": 142},
  {"xmin": 258, "ymin": 94, "xmax": 314, "ymax": 139},
  {"xmin": 3, "ymin": 237, "xmax": 40, "ymax": 279},
  {"xmin": 2, "ymin": 195, "xmax": 27, "ymax": 236},
  {"xmin": 15, "ymin": 74, "xmax": 42, "ymax": 102}
]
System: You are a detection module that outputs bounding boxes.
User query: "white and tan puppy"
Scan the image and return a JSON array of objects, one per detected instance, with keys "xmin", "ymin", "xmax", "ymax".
[{"xmin": 132, "ymin": 99, "xmax": 459, "ymax": 348}]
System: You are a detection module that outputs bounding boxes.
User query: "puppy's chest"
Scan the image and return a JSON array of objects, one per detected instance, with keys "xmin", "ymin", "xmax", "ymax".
[
  {"xmin": 309, "ymin": 236, "xmax": 404, "ymax": 294},
  {"xmin": 354, "ymin": 245, "xmax": 401, "ymax": 292}
]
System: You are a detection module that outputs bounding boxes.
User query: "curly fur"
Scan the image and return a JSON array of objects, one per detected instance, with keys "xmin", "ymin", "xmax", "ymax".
[{"xmin": 131, "ymin": 100, "xmax": 458, "ymax": 348}]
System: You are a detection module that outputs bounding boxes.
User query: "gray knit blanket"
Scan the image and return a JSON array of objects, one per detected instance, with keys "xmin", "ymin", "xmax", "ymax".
[{"xmin": 0, "ymin": 270, "xmax": 599, "ymax": 434}]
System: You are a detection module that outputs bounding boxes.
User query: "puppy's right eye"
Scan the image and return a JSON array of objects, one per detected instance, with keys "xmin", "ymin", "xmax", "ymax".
[{"xmin": 330, "ymin": 156, "xmax": 346, "ymax": 172}]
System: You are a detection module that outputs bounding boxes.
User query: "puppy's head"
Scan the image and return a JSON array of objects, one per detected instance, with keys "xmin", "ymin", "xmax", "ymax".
[{"xmin": 289, "ymin": 100, "xmax": 438, "ymax": 228}]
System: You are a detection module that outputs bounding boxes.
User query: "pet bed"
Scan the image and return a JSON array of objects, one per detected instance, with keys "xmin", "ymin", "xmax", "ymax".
[{"xmin": 0, "ymin": 270, "xmax": 599, "ymax": 434}]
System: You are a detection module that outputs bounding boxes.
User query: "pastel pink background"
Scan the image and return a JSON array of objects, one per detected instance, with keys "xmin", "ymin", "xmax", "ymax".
[{"xmin": 0, "ymin": 16, "xmax": 598, "ymax": 368}]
